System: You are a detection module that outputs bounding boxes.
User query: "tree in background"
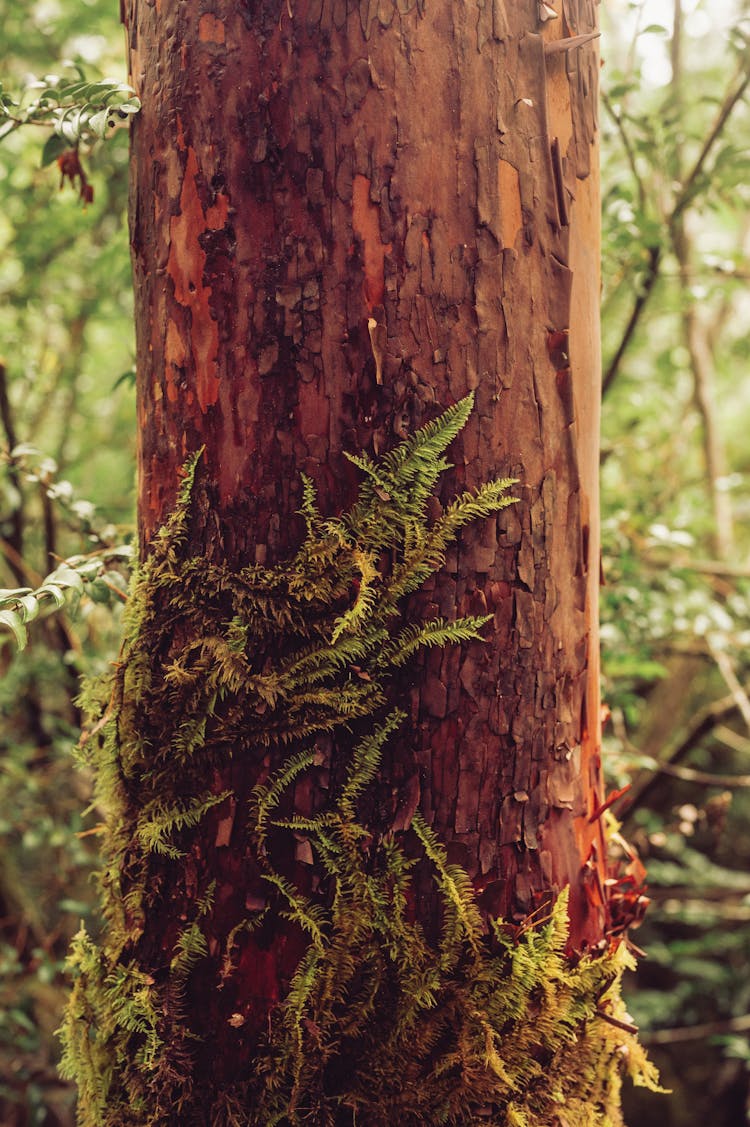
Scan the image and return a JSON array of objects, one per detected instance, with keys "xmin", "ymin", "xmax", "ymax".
[
  {"xmin": 600, "ymin": 2, "xmax": 750, "ymax": 1123},
  {"xmin": 0, "ymin": 0, "xmax": 136, "ymax": 1120},
  {"xmin": 53, "ymin": 1, "xmax": 660, "ymax": 1123}
]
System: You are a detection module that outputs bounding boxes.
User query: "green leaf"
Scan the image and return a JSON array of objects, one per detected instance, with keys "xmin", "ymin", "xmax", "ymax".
[
  {"xmin": 48, "ymin": 565, "xmax": 84, "ymax": 593},
  {"xmin": 0, "ymin": 609, "xmax": 28, "ymax": 649},
  {"xmin": 40, "ymin": 132, "xmax": 68, "ymax": 167},
  {"xmin": 17, "ymin": 594, "xmax": 40, "ymax": 622},
  {"xmin": 113, "ymin": 366, "xmax": 136, "ymax": 390},
  {"xmin": 87, "ymin": 108, "xmax": 111, "ymax": 139},
  {"xmin": 88, "ymin": 577, "xmax": 113, "ymax": 604},
  {"xmin": 36, "ymin": 585, "xmax": 66, "ymax": 609}
]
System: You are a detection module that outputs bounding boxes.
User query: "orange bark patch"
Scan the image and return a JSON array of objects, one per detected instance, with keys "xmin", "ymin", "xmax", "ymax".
[
  {"xmin": 545, "ymin": 59, "xmax": 574, "ymax": 158},
  {"xmin": 199, "ymin": 13, "xmax": 225, "ymax": 43},
  {"xmin": 351, "ymin": 174, "xmax": 391, "ymax": 310},
  {"xmin": 167, "ymin": 147, "xmax": 222, "ymax": 411},
  {"xmin": 497, "ymin": 159, "xmax": 523, "ymax": 250}
]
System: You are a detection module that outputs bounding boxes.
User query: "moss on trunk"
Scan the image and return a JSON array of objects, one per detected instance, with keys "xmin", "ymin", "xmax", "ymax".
[{"xmin": 59, "ymin": 401, "xmax": 659, "ymax": 1124}]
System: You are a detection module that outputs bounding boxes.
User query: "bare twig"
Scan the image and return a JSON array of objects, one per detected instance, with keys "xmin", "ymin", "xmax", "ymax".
[
  {"xmin": 596, "ymin": 1008, "xmax": 639, "ymax": 1035},
  {"xmin": 671, "ymin": 5, "xmax": 735, "ymax": 562},
  {"xmin": 670, "ymin": 62, "xmax": 750, "ymax": 229},
  {"xmin": 649, "ymin": 888, "xmax": 750, "ymax": 907},
  {"xmin": 648, "ymin": 759, "xmax": 750, "ymax": 789},
  {"xmin": 602, "ymin": 58, "xmax": 750, "ymax": 398},
  {"xmin": 602, "ymin": 92, "xmax": 646, "ymax": 213},
  {"xmin": 0, "ymin": 361, "xmax": 26, "ymax": 586},
  {"xmin": 622, "ymin": 692, "xmax": 744, "ymax": 816},
  {"xmin": 714, "ymin": 725, "xmax": 750, "ymax": 756},
  {"xmin": 602, "ymin": 245, "xmax": 661, "ymax": 397},
  {"xmin": 666, "ymin": 557, "xmax": 750, "ymax": 579},
  {"xmin": 708, "ymin": 643, "xmax": 750, "ymax": 732},
  {"xmin": 643, "ymin": 1012, "xmax": 750, "ymax": 1046}
]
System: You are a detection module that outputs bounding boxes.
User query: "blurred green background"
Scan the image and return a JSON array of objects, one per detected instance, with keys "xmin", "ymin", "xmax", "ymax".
[{"xmin": 1, "ymin": 0, "xmax": 750, "ymax": 1123}]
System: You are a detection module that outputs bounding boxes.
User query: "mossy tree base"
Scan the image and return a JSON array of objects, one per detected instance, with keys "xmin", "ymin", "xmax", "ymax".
[{"xmin": 59, "ymin": 401, "xmax": 660, "ymax": 1124}]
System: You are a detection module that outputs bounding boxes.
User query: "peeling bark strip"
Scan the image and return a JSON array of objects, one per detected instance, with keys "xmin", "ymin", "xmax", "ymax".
[{"xmin": 119, "ymin": 0, "xmax": 615, "ymax": 1111}]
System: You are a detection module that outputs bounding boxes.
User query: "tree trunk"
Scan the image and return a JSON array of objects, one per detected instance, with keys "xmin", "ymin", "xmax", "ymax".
[
  {"xmin": 129, "ymin": 0, "xmax": 607, "ymax": 931},
  {"xmin": 60, "ymin": 1, "xmax": 660, "ymax": 1123}
]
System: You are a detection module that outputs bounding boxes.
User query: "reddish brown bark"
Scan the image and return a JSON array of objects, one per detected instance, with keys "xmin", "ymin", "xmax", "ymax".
[{"xmin": 124, "ymin": 0, "xmax": 607, "ymax": 1089}]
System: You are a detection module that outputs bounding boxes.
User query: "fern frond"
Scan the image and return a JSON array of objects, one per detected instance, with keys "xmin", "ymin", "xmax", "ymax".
[
  {"xmin": 262, "ymin": 873, "xmax": 327, "ymax": 951},
  {"xmin": 279, "ymin": 628, "xmax": 389, "ymax": 686},
  {"xmin": 170, "ymin": 922, "xmax": 209, "ymax": 978},
  {"xmin": 412, "ymin": 813, "xmax": 484, "ymax": 953},
  {"xmin": 249, "ymin": 750, "xmax": 317, "ymax": 850},
  {"xmin": 338, "ymin": 711, "xmax": 405, "ymax": 820},
  {"xmin": 375, "ymin": 615, "xmax": 493, "ymax": 669},
  {"xmin": 435, "ymin": 479, "xmax": 519, "ymax": 540},
  {"xmin": 298, "ymin": 473, "xmax": 322, "ymax": 537},
  {"xmin": 330, "ymin": 547, "xmax": 380, "ymax": 642},
  {"xmin": 135, "ymin": 790, "xmax": 231, "ymax": 856}
]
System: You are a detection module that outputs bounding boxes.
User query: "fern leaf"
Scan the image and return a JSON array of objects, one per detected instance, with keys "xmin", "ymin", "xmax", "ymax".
[
  {"xmin": 339, "ymin": 711, "xmax": 405, "ymax": 819},
  {"xmin": 375, "ymin": 615, "xmax": 494, "ymax": 669},
  {"xmin": 249, "ymin": 750, "xmax": 317, "ymax": 850}
]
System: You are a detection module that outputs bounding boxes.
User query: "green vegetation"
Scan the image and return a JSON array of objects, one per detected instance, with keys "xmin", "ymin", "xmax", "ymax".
[
  {"xmin": 600, "ymin": 4, "xmax": 750, "ymax": 1123},
  {"xmin": 54, "ymin": 409, "xmax": 656, "ymax": 1123},
  {"xmin": 1, "ymin": 0, "xmax": 750, "ymax": 1123}
]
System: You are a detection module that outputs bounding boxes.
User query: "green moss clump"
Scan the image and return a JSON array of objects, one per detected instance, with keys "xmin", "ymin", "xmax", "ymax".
[
  {"xmin": 58, "ymin": 395, "xmax": 661, "ymax": 1124},
  {"xmin": 238, "ymin": 747, "xmax": 662, "ymax": 1126}
]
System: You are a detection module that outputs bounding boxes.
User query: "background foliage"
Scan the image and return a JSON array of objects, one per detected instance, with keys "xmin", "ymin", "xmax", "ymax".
[
  {"xmin": 601, "ymin": 2, "xmax": 750, "ymax": 1124},
  {"xmin": 0, "ymin": 0, "xmax": 133, "ymax": 1121},
  {"xmin": 0, "ymin": 0, "xmax": 749, "ymax": 1123}
]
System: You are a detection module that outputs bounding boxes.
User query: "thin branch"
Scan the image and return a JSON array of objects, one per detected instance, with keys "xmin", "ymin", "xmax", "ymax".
[
  {"xmin": 714, "ymin": 725, "xmax": 750, "ymax": 756},
  {"xmin": 0, "ymin": 362, "xmax": 26, "ymax": 586},
  {"xmin": 671, "ymin": 8, "xmax": 735, "ymax": 562},
  {"xmin": 667, "ymin": 557, "xmax": 750, "ymax": 579},
  {"xmin": 708, "ymin": 643, "xmax": 750, "ymax": 733},
  {"xmin": 596, "ymin": 1009, "xmax": 639, "ymax": 1035},
  {"xmin": 646, "ymin": 759, "xmax": 750, "ymax": 789},
  {"xmin": 602, "ymin": 92, "xmax": 646, "ymax": 212},
  {"xmin": 622, "ymin": 692, "xmax": 743, "ymax": 817},
  {"xmin": 670, "ymin": 62, "xmax": 750, "ymax": 229},
  {"xmin": 602, "ymin": 245, "xmax": 661, "ymax": 397},
  {"xmin": 602, "ymin": 58, "xmax": 750, "ymax": 399},
  {"xmin": 643, "ymin": 1013, "xmax": 750, "ymax": 1046},
  {"xmin": 649, "ymin": 889, "xmax": 750, "ymax": 907},
  {"xmin": 0, "ymin": 537, "xmax": 42, "ymax": 586}
]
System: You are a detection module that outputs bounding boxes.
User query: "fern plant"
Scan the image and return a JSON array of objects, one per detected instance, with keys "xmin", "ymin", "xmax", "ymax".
[{"xmin": 58, "ymin": 395, "xmax": 659, "ymax": 1125}]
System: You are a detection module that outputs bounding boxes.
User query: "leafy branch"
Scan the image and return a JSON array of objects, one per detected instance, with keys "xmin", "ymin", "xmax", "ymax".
[
  {"xmin": 602, "ymin": 57, "xmax": 750, "ymax": 398},
  {"xmin": 0, "ymin": 548, "xmax": 132, "ymax": 651},
  {"xmin": 0, "ymin": 66, "xmax": 140, "ymax": 157}
]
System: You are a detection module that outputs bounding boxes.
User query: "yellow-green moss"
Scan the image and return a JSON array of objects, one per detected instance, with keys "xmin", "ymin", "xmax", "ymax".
[{"xmin": 58, "ymin": 395, "xmax": 661, "ymax": 1124}]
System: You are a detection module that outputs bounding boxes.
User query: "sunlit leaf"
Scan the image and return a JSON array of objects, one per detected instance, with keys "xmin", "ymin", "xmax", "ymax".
[
  {"xmin": 36, "ymin": 585, "xmax": 66, "ymax": 609},
  {"xmin": 17, "ymin": 594, "xmax": 40, "ymax": 622},
  {"xmin": 0, "ymin": 609, "xmax": 28, "ymax": 649}
]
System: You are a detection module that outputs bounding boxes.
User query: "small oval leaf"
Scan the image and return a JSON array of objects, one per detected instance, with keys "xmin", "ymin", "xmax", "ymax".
[
  {"xmin": 37, "ymin": 585, "xmax": 66, "ymax": 608},
  {"xmin": 0, "ymin": 609, "xmax": 28, "ymax": 649},
  {"xmin": 17, "ymin": 594, "xmax": 40, "ymax": 622},
  {"xmin": 49, "ymin": 566, "xmax": 84, "ymax": 592}
]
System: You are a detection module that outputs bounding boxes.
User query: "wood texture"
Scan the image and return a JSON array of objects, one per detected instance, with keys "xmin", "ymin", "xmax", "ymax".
[{"xmin": 123, "ymin": 0, "xmax": 607, "ymax": 1081}]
